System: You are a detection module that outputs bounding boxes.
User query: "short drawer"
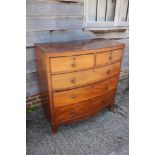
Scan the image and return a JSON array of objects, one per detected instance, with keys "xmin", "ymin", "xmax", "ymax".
[
  {"xmin": 51, "ymin": 62, "xmax": 120, "ymax": 91},
  {"xmin": 55, "ymin": 90, "xmax": 115, "ymax": 122},
  {"xmin": 53, "ymin": 76, "xmax": 118, "ymax": 108},
  {"xmin": 50, "ymin": 54, "xmax": 94, "ymax": 73},
  {"xmin": 96, "ymin": 49, "xmax": 123, "ymax": 66}
]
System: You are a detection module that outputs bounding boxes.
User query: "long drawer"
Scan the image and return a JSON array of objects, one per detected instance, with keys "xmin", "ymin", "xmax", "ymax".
[
  {"xmin": 50, "ymin": 54, "xmax": 94, "ymax": 73},
  {"xmin": 55, "ymin": 90, "xmax": 116, "ymax": 122},
  {"xmin": 53, "ymin": 76, "xmax": 118, "ymax": 108},
  {"xmin": 51, "ymin": 62, "xmax": 120, "ymax": 91}
]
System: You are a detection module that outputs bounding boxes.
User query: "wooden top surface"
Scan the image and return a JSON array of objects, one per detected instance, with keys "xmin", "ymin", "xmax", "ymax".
[{"xmin": 35, "ymin": 39, "xmax": 124, "ymax": 53}]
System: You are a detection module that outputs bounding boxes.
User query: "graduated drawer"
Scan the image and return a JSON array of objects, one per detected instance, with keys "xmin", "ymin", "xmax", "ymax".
[
  {"xmin": 51, "ymin": 62, "xmax": 120, "ymax": 91},
  {"xmin": 55, "ymin": 90, "xmax": 115, "ymax": 122},
  {"xmin": 50, "ymin": 54, "xmax": 94, "ymax": 73},
  {"xmin": 53, "ymin": 76, "xmax": 118, "ymax": 108},
  {"xmin": 96, "ymin": 49, "xmax": 123, "ymax": 66}
]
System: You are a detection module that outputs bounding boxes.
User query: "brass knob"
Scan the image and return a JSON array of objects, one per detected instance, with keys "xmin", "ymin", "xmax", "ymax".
[
  {"xmin": 70, "ymin": 77, "xmax": 76, "ymax": 84},
  {"xmin": 70, "ymin": 95, "xmax": 76, "ymax": 99},
  {"xmin": 106, "ymin": 69, "xmax": 111, "ymax": 75},
  {"xmin": 105, "ymin": 85, "xmax": 109, "ymax": 90},
  {"xmin": 71, "ymin": 62, "xmax": 76, "ymax": 67},
  {"xmin": 70, "ymin": 110, "xmax": 76, "ymax": 115},
  {"xmin": 109, "ymin": 55, "xmax": 112, "ymax": 60},
  {"xmin": 109, "ymin": 52, "xmax": 113, "ymax": 60}
]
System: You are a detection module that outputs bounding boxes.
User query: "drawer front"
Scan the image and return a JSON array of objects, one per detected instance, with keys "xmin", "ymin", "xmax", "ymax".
[
  {"xmin": 51, "ymin": 62, "xmax": 120, "ymax": 91},
  {"xmin": 55, "ymin": 90, "xmax": 115, "ymax": 122},
  {"xmin": 50, "ymin": 54, "xmax": 94, "ymax": 73},
  {"xmin": 53, "ymin": 76, "xmax": 118, "ymax": 107},
  {"xmin": 96, "ymin": 49, "xmax": 123, "ymax": 66}
]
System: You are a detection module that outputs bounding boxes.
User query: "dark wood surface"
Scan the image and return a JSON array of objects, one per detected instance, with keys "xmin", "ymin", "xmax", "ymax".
[
  {"xmin": 35, "ymin": 39, "xmax": 124, "ymax": 134},
  {"xmin": 36, "ymin": 38, "xmax": 124, "ymax": 53}
]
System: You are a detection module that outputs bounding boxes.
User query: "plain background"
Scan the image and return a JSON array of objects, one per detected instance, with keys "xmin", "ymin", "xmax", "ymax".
[{"xmin": 0, "ymin": 0, "xmax": 155, "ymax": 154}]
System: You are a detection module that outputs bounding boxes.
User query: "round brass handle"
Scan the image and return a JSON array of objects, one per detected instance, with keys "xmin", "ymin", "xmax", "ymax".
[
  {"xmin": 70, "ymin": 77, "xmax": 76, "ymax": 84},
  {"xmin": 71, "ymin": 62, "xmax": 76, "ymax": 67},
  {"xmin": 91, "ymin": 85, "xmax": 94, "ymax": 88},
  {"xmin": 105, "ymin": 86, "xmax": 109, "ymax": 90},
  {"xmin": 106, "ymin": 69, "xmax": 111, "ymax": 75},
  {"xmin": 70, "ymin": 110, "xmax": 76, "ymax": 115},
  {"xmin": 109, "ymin": 52, "xmax": 113, "ymax": 60},
  {"xmin": 70, "ymin": 95, "xmax": 76, "ymax": 99},
  {"xmin": 108, "ymin": 55, "xmax": 112, "ymax": 60}
]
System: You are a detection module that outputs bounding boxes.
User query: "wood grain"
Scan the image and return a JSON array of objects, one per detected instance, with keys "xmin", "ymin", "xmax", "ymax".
[
  {"xmin": 27, "ymin": 39, "xmax": 128, "ymax": 97},
  {"xmin": 26, "ymin": 72, "xmax": 39, "ymax": 96},
  {"xmin": 26, "ymin": 30, "xmax": 94, "ymax": 47},
  {"xmin": 87, "ymin": 0, "xmax": 97, "ymax": 21},
  {"xmin": 106, "ymin": 0, "xmax": 116, "ymax": 21},
  {"xmin": 36, "ymin": 39, "xmax": 124, "ymax": 53},
  {"xmin": 120, "ymin": 0, "xmax": 129, "ymax": 21},
  {"xmin": 27, "ymin": 1, "xmax": 83, "ymax": 16},
  {"xmin": 35, "ymin": 47, "xmax": 51, "ymax": 118},
  {"xmin": 50, "ymin": 54, "xmax": 94, "ymax": 73},
  {"xmin": 97, "ymin": 0, "xmax": 107, "ymax": 21},
  {"xmin": 26, "ymin": 30, "xmax": 128, "ymax": 47},
  {"xmin": 27, "ymin": 16, "xmax": 83, "ymax": 32},
  {"xmin": 35, "ymin": 39, "xmax": 124, "ymax": 133},
  {"xmin": 26, "ymin": 47, "xmax": 35, "ymax": 61},
  {"xmin": 55, "ymin": 90, "xmax": 115, "ymax": 122},
  {"xmin": 26, "ymin": 60, "xmax": 37, "ymax": 74},
  {"xmin": 96, "ymin": 49, "xmax": 123, "ymax": 66},
  {"xmin": 53, "ymin": 76, "xmax": 118, "ymax": 107},
  {"xmin": 27, "ymin": 0, "xmax": 83, "ymax": 2},
  {"xmin": 51, "ymin": 62, "xmax": 120, "ymax": 91}
]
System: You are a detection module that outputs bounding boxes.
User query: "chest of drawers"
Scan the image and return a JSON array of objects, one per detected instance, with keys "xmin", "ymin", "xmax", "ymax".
[{"xmin": 35, "ymin": 39, "xmax": 124, "ymax": 134}]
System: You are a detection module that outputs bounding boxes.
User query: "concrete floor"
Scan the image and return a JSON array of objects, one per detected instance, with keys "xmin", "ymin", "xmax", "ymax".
[{"xmin": 26, "ymin": 79, "xmax": 129, "ymax": 155}]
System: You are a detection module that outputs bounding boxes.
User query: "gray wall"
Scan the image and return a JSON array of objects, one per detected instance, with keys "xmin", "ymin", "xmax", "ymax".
[{"xmin": 26, "ymin": 0, "xmax": 129, "ymax": 97}]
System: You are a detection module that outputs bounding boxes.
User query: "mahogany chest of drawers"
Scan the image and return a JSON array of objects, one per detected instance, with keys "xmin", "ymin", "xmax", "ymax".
[{"xmin": 35, "ymin": 39, "xmax": 124, "ymax": 134}]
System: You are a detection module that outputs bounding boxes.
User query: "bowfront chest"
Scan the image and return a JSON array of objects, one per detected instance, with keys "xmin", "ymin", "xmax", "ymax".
[{"xmin": 35, "ymin": 39, "xmax": 125, "ymax": 134}]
